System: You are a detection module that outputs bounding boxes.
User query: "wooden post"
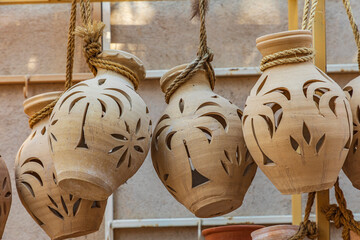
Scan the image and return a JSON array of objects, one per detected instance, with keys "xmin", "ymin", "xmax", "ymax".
[
  {"xmin": 288, "ymin": 0, "xmax": 303, "ymax": 226},
  {"xmin": 313, "ymin": 0, "xmax": 330, "ymax": 239},
  {"xmin": 288, "ymin": 0, "xmax": 298, "ymax": 30}
]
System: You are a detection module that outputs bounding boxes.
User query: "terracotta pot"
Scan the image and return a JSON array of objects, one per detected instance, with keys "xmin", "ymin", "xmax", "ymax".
[
  {"xmin": 48, "ymin": 50, "xmax": 152, "ymax": 201},
  {"xmin": 351, "ymin": 231, "xmax": 360, "ymax": 240},
  {"xmin": 242, "ymin": 30, "xmax": 352, "ymax": 194},
  {"xmin": 151, "ymin": 64, "xmax": 257, "ymax": 218},
  {"xmin": 251, "ymin": 225, "xmax": 310, "ymax": 240},
  {"xmin": 0, "ymin": 157, "xmax": 12, "ymax": 238},
  {"xmin": 343, "ymin": 77, "xmax": 360, "ymax": 189},
  {"xmin": 203, "ymin": 225, "xmax": 264, "ymax": 240},
  {"xmin": 15, "ymin": 92, "xmax": 107, "ymax": 240}
]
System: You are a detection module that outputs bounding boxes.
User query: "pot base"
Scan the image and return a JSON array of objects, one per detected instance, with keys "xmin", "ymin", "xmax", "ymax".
[
  {"xmin": 191, "ymin": 197, "xmax": 242, "ymax": 218},
  {"xmin": 57, "ymin": 171, "xmax": 112, "ymax": 201},
  {"xmin": 278, "ymin": 180, "xmax": 335, "ymax": 195}
]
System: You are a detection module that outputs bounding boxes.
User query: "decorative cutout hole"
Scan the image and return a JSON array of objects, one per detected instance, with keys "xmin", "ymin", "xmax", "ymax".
[
  {"xmin": 157, "ymin": 114, "xmax": 170, "ymax": 125},
  {"xmin": 243, "ymin": 162, "xmax": 255, "ymax": 176},
  {"xmin": 179, "ymin": 98, "xmax": 184, "ymax": 113},
  {"xmin": 220, "ymin": 160, "xmax": 230, "ymax": 175},
  {"xmin": 237, "ymin": 109, "xmax": 243, "ymax": 121},
  {"xmin": 197, "ymin": 127, "xmax": 212, "ymax": 143},
  {"xmin": 134, "ymin": 145, "xmax": 144, "ymax": 153},
  {"xmin": 104, "ymin": 88, "xmax": 132, "ymax": 109},
  {"xmin": 164, "ymin": 174, "xmax": 169, "ymax": 181},
  {"xmin": 76, "ymin": 102, "xmax": 89, "ymax": 149},
  {"xmin": 290, "ymin": 136, "xmax": 301, "ymax": 155},
  {"xmin": 200, "ymin": 112, "xmax": 227, "ymax": 130},
  {"xmin": 256, "ymin": 76, "xmax": 268, "ymax": 95},
  {"xmin": 111, "ymin": 134, "xmax": 128, "ymax": 141},
  {"xmin": 97, "ymin": 99, "xmax": 107, "ymax": 118},
  {"xmin": 51, "ymin": 119, "xmax": 58, "ymax": 125},
  {"xmin": 224, "ymin": 150, "xmax": 231, "ymax": 163},
  {"xmin": 154, "ymin": 125, "xmax": 170, "ymax": 150},
  {"xmin": 316, "ymin": 134, "xmax": 326, "ymax": 153},
  {"xmin": 165, "ymin": 131, "xmax": 176, "ymax": 150},
  {"xmin": 73, "ymin": 198, "xmax": 82, "ymax": 216},
  {"xmin": 303, "ymin": 80, "xmax": 324, "ymax": 97},
  {"xmin": 265, "ymin": 87, "xmax": 291, "ymax": 100},
  {"xmin": 41, "ymin": 127, "xmax": 46, "ymax": 135},
  {"xmin": 69, "ymin": 96, "xmax": 86, "ymax": 113},
  {"xmin": 136, "ymin": 119, "xmax": 141, "ymax": 134},
  {"xmin": 53, "ymin": 173, "xmax": 57, "ymax": 185},
  {"xmin": 98, "ymin": 78, "xmax": 106, "ymax": 85},
  {"xmin": 251, "ymin": 118, "xmax": 275, "ymax": 165},
  {"xmin": 23, "ymin": 171, "xmax": 43, "ymax": 186},
  {"xmin": 48, "ymin": 195, "xmax": 58, "ymax": 208},
  {"xmin": 146, "ymin": 107, "xmax": 149, "ymax": 113},
  {"xmin": 21, "ymin": 158, "xmax": 44, "ymax": 168},
  {"xmin": 22, "ymin": 181, "xmax": 35, "ymax": 197},
  {"xmin": 264, "ymin": 102, "xmax": 283, "ymax": 131},
  {"xmin": 30, "ymin": 131, "xmax": 36, "ymax": 140},
  {"xmin": 109, "ymin": 145, "xmax": 124, "ymax": 154},
  {"xmin": 344, "ymin": 86, "xmax": 353, "ymax": 98},
  {"xmin": 59, "ymin": 91, "xmax": 83, "ymax": 109},
  {"xmin": 167, "ymin": 185, "xmax": 177, "ymax": 193},
  {"xmin": 260, "ymin": 114, "xmax": 273, "ymax": 138},
  {"xmin": 117, "ymin": 149, "xmax": 128, "ymax": 168},
  {"xmin": 211, "ymin": 95, "xmax": 218, "ymax": 98},
  {"xmin": 329, "ymin": 96, "xmax": 338, "ymax": 116},
  {"xmin": 302, "ymin": 122, "xmax": 311, "ymax": 144},
  {"xmin": 91, "ymin": 201, "xmax": 101, "ymax": 209},
  {"xmin": 48, "ymin": 206, "xmax": 64, "ymax": 220},
  {"xmin": 103, "ymin": 94, "xmax": 123, "ymax": 118},
  {"xmin": 2, "ymin": 177, "xmax": 7, "ymax": 190},
  {"xmin": 61, "ymin": 196, "xmax": 68, "ymax": 215},
  {"xmin": 353, "ymin": 138, "xmax": 358, "ymax": 154},
  {"xmin": 196, "ymin": 102, "xmax": 220, "ymax": 112},
  {"xmin": 183, "ymin": 140, "xmax": 209, "ymax": 188}
]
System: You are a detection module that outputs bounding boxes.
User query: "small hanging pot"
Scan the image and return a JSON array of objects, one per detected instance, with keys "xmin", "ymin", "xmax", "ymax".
[
  {"xmin": 48, "ymin": 50, "xmax": 152, "ymax": 201},
  {"xmin": 251, "ymin": 225, "xmax": 310, "ymax": 240},
  {"xmin": 0, "ymin": 156, "xmax": 11, "ymax": 238},
  {"xmin": 15, "ymin": 92, "xmax": 107, "ymax": 240},
  {"xmin": 151, "ymin": 65, "xmax": 257, "ymax": 218},
  {"xmin": 242, "ymin": 30, "xmax": 352, "ymax": 194}
]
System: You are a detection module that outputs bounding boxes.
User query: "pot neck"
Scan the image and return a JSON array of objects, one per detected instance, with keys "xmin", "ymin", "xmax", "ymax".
[
  {"xmin": 97, "ymin": 68, "xmax": 135, "ymax": 90},
  {"xmin": 256, "ymin": 30, "xmax": 313, "ymax": 57},
  {"xmin": 160, "ymin": 65, "xmax": 212, "ymax": 102}
]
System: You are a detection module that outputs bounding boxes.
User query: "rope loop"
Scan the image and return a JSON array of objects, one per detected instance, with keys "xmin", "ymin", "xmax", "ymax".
[
  {"xmin": 288, "ymin": 192, "xmax": 318, "ymax": 240},
  {"xmin": 323, "ymin": 178, "xmax": 360, "ymax": 240},
  {"xmin": 260, "ymin": 47, "xmax": 315, "ymax": 72},
  {"xmin": 164, "ymin": 0, "xmax": 215, "ymax": 103}
]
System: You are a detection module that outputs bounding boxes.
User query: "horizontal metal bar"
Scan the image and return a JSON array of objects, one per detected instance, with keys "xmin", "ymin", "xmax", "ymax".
[
  {"xmin": 111, "ymin": 213, "xmax": 360, "ymax": 229},
  {"xmin": 0, "ymin": 0, "xmax": 184, "ymax": 5},
  {"xmin": 0, "ymin": 64, "xmax": 358, "ymax": 85}
]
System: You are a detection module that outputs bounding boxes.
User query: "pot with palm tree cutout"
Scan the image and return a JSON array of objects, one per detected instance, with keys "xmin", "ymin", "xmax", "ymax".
[
  {"xmin": 151, "ymin": 64, "xmax": 257, "ymax": 218},
  {"xmin": 48, "ymin": 50, "xmax": 152, "ymax": 201},
  {"xmin": 242, "ymin": 30, "xmax": 352, "ymax": 194},
  {"xmin": 15, "ymin": 92, "xmax": 106, "ymax": 240}
]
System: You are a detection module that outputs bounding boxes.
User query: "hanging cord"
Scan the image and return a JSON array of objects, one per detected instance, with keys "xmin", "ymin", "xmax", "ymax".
[
  {"xmin": 164, "ymin": 0, "xmax": 215, "ymax": 104},
  {"xmin": 259, "ymin": 0, "xmax": 318, "ymax": 72},
  {"xmin": 28, "ymin": 0, "xmax": 139, "ymax": 128},
  {"xmin": 323, "ymin": 178, "xmax": 360, "ymax": 240},
  {"xmin": 288, "ymin": 192, "xmax": 318, "ymax": 240},
  {"xmin": 28, "ymin": 0, "xmax": 77, "ymax": 128},
  {"xmin": 342, "ymin": 0, "xmax": 360, "ymax": 69}
]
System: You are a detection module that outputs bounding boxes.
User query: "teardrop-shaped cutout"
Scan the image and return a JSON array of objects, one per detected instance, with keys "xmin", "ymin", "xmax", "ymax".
[
  {"xmin": 302, "ymin": 122, "xmax": 311, "ymax": 144},
  {"xmin": 316, "ymin": 134, "xmax": 326, "ymax": 154},
  {"xmin": 290, "ymin": 136, "xmax": 301, "ymax": 155}
]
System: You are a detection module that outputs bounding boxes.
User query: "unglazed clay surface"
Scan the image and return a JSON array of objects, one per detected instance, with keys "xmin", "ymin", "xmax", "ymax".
[
  {"xmin": 48, "ymin": 51, "xmax": 152, "ymax": 201},
  {"xmin": 0, "ymin": 157, "xmax": 11, "ymax": 239},
  {"xmin": 243, "ymin": 31, "xmax": 352, "ymax": 194},
  {"xmin": 151, "ymin": 65, "xmax": 257, "ymax": 218},
  {"xmin": 15, "ymin": 92, "xmax": 106, "ymax": 240}
]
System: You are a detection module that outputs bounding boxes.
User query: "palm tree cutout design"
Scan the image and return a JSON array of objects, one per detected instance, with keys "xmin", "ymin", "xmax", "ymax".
[
  {"xmin": 153, "ymin": 97, "xmax": 233, "ymax": 190},
  {"xmin": 50, "ymin": 78, "xmax": 132, "ymax": 151},
  {"xmin": 108, "ymin": 119, "xmax": 147, "ymax": 168}
]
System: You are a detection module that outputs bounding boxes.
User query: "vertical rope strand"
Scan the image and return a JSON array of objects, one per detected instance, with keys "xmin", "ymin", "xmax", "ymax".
[
  {"xmin": 307, "ymin": 0, "xmax": 318, "ymax": 31},
  {"xmin": 302, "ymin": 0, "xmax": 311, "ymax": 30},
  {"xmin": 342, "ymin": 0, "xmax": 360, "ymax": 69}
]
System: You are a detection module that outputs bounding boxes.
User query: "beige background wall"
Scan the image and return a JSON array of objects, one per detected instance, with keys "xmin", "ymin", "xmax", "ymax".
[{"xmin": 1, "ymin": 0, "xmax": 360, "ymax": 239}]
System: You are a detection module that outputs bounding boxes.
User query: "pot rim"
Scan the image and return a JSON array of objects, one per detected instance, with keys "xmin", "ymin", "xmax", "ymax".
[
  {"xmin": 251, "ymin": 225, "xmax": 299, "ymax": 237},
  {"xmin": 23, "ymin": 91, "xmax": 62, "ymax": 117},
  {"xmin": 256, "ymin": 30, "xmax": 311, "ymax": 44},
  {"xmin": 202, "ymin": 225, "xmax": 265, "ymax": 236},
  {"xmin": 159, "ymin": 63, "xmax": 188, "ymax": 93}
]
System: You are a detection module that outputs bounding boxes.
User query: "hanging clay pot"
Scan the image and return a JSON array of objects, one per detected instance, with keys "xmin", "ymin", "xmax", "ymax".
[
  {"xmin": 48, "ymin": 50, "xmax": 152, "ymax": 201},
  {"xmin": 242, "ymin": 30, "xmax": 352, "ymax": 194},
  {"xmin": 151, "ymin": 64, "xmax": 257, "ymax": 218},
  {"xmin": 203, "ymin": 225, "xmax": 264, "ymax": 240},
  {"xmin": 343, "ymin": 78, "xmax": 360, "ymax": 189},
  {"xmin": 0, "ymin": 156, "xmax": 12, "ymax": 238},
  {"xmin": 15, "ymin": 92, "xmax": 107, "ymax": 240},
  {"xmin": 251, "ymin": 225, "xmax": 310, "ymax": 240}
]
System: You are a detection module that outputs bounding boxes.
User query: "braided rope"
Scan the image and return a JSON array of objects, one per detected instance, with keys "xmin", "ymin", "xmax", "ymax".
[
  {"xmin": 342, "ymin": 0, "xmax": 360, "ymax": 69},
  {"xmin": 260, "ymin": 47, "xmax": 315, "ymax": 71},
  {"xmin": 164, "ymin": 0, "xmax": 215, "ymax": 103},
  {"xmin": 302, "ymin": 0, "xmax": 311, "ymax": 30},
  {"xmin": 323, "ymin": 179, "xmax": 360, "ymax": 240},
  {"xmin": 288, "ymin": 192, "xmax": 318, "ymax": 240},
  {"xmin": 28, "ymin": 0, "xmax": 77, "ymax": 128}
]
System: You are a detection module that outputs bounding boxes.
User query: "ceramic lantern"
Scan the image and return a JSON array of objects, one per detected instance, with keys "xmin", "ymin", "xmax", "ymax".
[
  {"xmin": 343, "ymin": 77, "xmax": 360, "ymax": 189},
  {"xmin": 151, "ymin": 64, "xmax": 257, "ymax": 218},
  {"xmin": 251, "ymin": 225, "xmax": 310, "ymax": 240},
  {"xmin": 15, "ymin": 92, "xmax": 107, "ymax": 240},
  {"xmin": 0, "ymin": 157, "xmax": 12, "ymax": 238},
  {"xmin": 243, "ymin": 30, "xmax": 352, "ymax": 194},
  {"xmin": 48, "ymin": 50, "xmax": 152, "ymax": 201}
]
